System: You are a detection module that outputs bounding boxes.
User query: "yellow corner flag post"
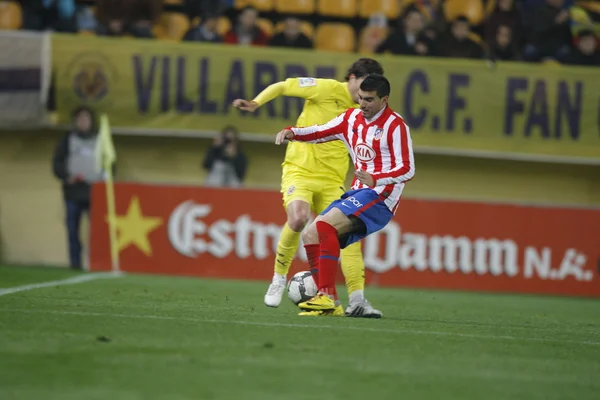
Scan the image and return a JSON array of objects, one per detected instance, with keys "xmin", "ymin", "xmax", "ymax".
[{"xmin": 96, "ymin": 114, "xmax": 119, "ymax": 272}]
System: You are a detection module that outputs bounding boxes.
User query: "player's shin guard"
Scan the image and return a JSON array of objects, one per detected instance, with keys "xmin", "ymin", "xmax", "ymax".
[
  {"xmin": 315, "ymin": 221, "xmax": 340, "ymax": 299},
  {"xmin": 304, "ymin": 244, "xmax": 320, "ymax": 284},
  {"xmin": 340, "ymin": 242, "xmax": 366, "ymax": 298},
  {"xmin": 274, "ymin": 223, "xmax": 302, "ymax": 276}
]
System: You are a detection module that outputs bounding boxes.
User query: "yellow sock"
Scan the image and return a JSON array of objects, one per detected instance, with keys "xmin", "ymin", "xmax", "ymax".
[
  {"xmin": 274, "ymin": 223, "xmax": 302, "ymax": 276},
  {"xmin": 340, "ymin": 242, "xmax": 365, "ymax": 296}
]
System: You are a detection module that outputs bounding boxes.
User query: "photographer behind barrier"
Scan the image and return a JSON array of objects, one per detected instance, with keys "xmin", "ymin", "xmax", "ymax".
[
  {"xmin": 52, "ymin": 107, "xmax": 107, "ymax": 269},
  {"xmin": 203, "ymin": 125, "xmax": 248, "ymax": 188}
]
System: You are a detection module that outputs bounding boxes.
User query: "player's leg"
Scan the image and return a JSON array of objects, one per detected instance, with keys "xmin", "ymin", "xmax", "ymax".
[
  {"xmin": 314, "ymin": 187, "xmax": 366, "ymax": 301},
  {"xmin": 297, "ymin": 208, "xmax": 358, "ymax": 314},
  {"xmin": 314, "ymin": 186, "xmax": 381, "ymax": 318},
  {"xmin": 299, "ymin": 189, "xmax": 392, "ymax": 318},
  {"xmin": 264, "ymin": 182, "xmax": 314, "ymax": 307}
]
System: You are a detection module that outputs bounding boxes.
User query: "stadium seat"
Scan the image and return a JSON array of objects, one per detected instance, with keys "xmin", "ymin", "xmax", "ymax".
[
  {"xmin": 163, "ymin": 0, "xmax": 183, "ymax": 4},
  {"xmin": 256, "ymin": 17, "xmax": 274, "ymax": 36},
  {"xmin": 275, "ymin": 20, "xmax": 315, "ymax": 38},
  {"xmin": 0, "ymin": 1, "xmax": 22, "ymax": 30},
  {"xmin": 217, "ymin": 16, "xmax": 232, "ymax": 35},
  {"xmin": 578, "ymin": 1, "xmax": 600, "ymax": 15},
  {"xmin": 275, "ymin": 0, "xmax": 315, "ymax": 15},
  {"xmin": 154, "ymin": 12, "xmax": 190, "ymax": 41},
  {"xmin": 235, "ymin": 0, "xmax": 251, "ymax": 8},
  {"xmin": 444, "ymin": 0, "xmax": 484, "ymax": 26},
  {"xmin": 358, "ymin": 0, "xmax": 400, "ymax": 19},
  {"xmin": 317, "ymin": 0, "xmax": 357, "ymax": 18},
  {"xmin": 247, "ymin": 0, "xmax": 275, "ymax": 12},
  {"xmin": 358, "ymin": 25, "xmax": 388, "ymax": 53},
  {"xmin": 315, "ymin": 23, "xmax": 355, "ymax": 52}
]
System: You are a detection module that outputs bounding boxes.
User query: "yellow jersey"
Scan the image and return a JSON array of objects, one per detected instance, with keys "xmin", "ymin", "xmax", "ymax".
[{"xmin": 253, "ymin": 77, "xmax": 357, "ymax": 183}]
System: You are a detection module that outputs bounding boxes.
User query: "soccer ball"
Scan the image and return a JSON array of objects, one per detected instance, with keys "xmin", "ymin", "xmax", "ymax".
[{"xmin": 287, "ymin": 271, "xmax": 318, "ymax": 305}]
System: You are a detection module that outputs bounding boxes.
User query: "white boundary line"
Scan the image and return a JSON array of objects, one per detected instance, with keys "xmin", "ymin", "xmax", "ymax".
[
  {"xmin": 3, "ymin": 308, "xmax": 599, "ymax": 347},
  {"xmin": 0, "ymin": 272, "xmax": 124, "ymax": 297}
]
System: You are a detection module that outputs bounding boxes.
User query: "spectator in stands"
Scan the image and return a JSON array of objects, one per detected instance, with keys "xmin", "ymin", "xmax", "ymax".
[
  {"xmin": 560, "ymin": 29, "xmax": 600, "ymax": 66},
  {"xmin": 183, "ymin": 13, "xmax": 223, "ymax": 43},
  {"xmin": 76, "ymin": 4, "xmax": 98, "ymax": 32},
  {"xmin": 20, "ymin": 0, "xmax": 77, "ymax": 32},
  {"xmin": 414, "ymin": 31, "xmax": 435, "ymax": 56},
  {"xmin": 484, "ymin": 0, "xmax": 522, "ymax": 50},
  {"xmin": 269, "ymin": 17, "xmax": 312, "ymax": 49},
  {"xmin": 203, "ymin": 126, "xmax": 248, "ymax": 188},
  {"xmin": 523, "ymin": 0, "xmax": 571, "ymax": 61},
  {"xmin": 96, "ymin": 0, "xmax": 161, "ymax": 38},
  {"xmin": 184, "ymin": 0, "xmax": 227, "ymax": 20},
  {"xmin": 489, "ymin": 25, "xmax": 521, "ymax": 61},
  {"xmin": 52, "ymin": 107, "xmax": 104, "ymax": 270},
  {"xmin": 223, "ymin": 6, "xmax": 269, "ymax": 46},
  {"xmin": 438, "ymin": 16, "xmax": 484, "ymax": 59},
  {"xmin": 376, "ymin": 7, "xmax": 425, "ymax": 55}
]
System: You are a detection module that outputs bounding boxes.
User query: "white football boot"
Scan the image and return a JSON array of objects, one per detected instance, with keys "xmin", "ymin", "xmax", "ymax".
[
  {"xmin": 264, "ymin": 274, "xmax": 286, "ymax": 307},
  {"xmin": 345, "ymin": 299, "xmax": 383, "ymax": 319}
]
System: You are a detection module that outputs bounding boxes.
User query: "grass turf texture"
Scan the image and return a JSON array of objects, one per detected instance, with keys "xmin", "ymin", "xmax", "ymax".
[{"xmin": 0, "ymin": 266, "xmax": 599, "ymax": 400}]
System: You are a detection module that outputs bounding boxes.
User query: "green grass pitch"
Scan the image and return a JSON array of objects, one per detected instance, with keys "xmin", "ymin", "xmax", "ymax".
[{"xmin": 1, "ymin": 266, "xmax": 599, "ymax": 400}]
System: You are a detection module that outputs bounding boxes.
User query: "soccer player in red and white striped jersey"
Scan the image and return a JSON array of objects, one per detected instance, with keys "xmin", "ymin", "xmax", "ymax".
[{"xmin": 275, "ymin": 74, "xmax": 414, "ymax": 317}]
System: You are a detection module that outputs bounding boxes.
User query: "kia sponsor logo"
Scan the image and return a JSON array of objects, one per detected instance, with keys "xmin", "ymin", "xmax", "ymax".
[{"xmin": 355, "ymin": 143, "xmax": 375, "ymax": 162}]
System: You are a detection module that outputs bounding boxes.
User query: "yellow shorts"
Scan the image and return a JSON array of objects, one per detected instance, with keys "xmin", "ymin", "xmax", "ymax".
[{"xmin": 281, "ymin": 174, "xmax": 345, "ymax": 214}]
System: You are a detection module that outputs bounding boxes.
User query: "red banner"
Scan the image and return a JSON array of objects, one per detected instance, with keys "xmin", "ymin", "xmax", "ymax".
[{"xmin": 90, "ymin": 182, "xmax": 600, "ymax": 298}]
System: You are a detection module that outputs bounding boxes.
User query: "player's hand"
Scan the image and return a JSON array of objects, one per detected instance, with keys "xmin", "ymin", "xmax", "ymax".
[
  {"xmin": 355, "ymin": 170, "xmax": 375, "ymax": 187},
  {"xmin": 275, "ymin": 129, "xmax": 294, "ymax": 145},
  {"xmin": 232, "ymin": 99, "xmax": 259, "ymax": 112}
]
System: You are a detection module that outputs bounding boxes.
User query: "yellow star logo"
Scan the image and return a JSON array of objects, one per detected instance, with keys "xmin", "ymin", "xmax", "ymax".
[{"xmin": 107, "ymin": 196, "xmax": 163, "ymax": 256}]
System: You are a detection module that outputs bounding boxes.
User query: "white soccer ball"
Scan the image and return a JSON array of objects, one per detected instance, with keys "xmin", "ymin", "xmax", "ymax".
[{"xmin": 287, "ymin": 271, "xmax": 318, "ymax": 305}]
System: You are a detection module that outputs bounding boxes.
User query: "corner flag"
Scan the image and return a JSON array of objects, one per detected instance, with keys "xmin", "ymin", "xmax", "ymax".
[{"xmin": 95, "ymin": 114, "xmax": 119, "ymax": 272}]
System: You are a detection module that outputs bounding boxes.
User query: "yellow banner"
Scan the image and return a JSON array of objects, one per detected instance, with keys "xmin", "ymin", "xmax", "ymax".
[{"xmin": 53, "ymin": 34, "xmax": 600, "ymax": 159}]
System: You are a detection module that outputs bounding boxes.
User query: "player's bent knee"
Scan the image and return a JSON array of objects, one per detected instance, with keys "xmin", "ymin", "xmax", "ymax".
[
  {"xmin": 288, "ymin": 214, "xmax": 309, "ymax": 232},
  {"xmin": 301, "ymin": 224, "xmax": 319, "ymax": 245}
]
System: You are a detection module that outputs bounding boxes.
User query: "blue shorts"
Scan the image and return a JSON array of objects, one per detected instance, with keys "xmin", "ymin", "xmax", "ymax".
[{"xmin": 321, "ymin": 188, "xmax": 393, "ymax": 249}]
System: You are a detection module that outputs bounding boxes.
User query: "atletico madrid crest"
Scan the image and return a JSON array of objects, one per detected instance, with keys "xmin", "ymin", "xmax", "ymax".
[{"xmin": 374, "ymin": 128, "xmax": 384, "ymax": 140}]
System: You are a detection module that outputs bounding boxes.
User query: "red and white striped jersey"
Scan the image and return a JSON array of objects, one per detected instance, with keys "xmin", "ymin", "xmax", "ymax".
[{"xmin": 289, "ymin": 106, "xmax": 415, "ymax": 214}]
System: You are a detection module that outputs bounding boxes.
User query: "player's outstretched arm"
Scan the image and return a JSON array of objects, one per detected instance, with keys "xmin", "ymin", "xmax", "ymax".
[
  {"xmin": 232, "ymin": 82, "xmax": 286, "ymax": 112},
  {"xmin": 275, "ymin": 111, "xmax": 350, "ymax": 145},
  {"xmin": 233, "ymin": 78, "xmax": 327, "ymax": 112}
]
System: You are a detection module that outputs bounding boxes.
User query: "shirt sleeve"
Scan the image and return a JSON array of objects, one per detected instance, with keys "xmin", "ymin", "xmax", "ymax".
[
  {"xmin": 289, "ymin": 110, "xmax": 349, "ymax": 143},
  {"xmin": 372, "ymin": 121, "xmax": 415, "ymax": 185},
  {"xmin": 253, "ymin": 78, "xmax": 335, "ymax": 106}
]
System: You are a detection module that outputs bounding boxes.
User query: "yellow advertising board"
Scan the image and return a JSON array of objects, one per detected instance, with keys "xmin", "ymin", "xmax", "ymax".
[{"xmin": 53, "ymin": 34, "xmax": 600, "ymax": 159}]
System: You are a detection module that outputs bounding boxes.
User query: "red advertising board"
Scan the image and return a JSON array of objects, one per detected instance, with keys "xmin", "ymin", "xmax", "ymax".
[{"xmin": 90, "ymin": 182, "xmax": 600, "ymax": 298}]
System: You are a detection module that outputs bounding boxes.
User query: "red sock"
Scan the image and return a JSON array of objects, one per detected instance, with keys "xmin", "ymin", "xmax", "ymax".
[
  {"xmin": 316, "ymin": 221, "xmax": 340, "ymax": 299},
  {"xmin": 304, "ymin": 244, "xmax": 320, "ymax": 286}
]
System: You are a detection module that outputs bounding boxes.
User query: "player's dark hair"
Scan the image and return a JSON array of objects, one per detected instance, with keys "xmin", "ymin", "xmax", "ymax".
[
  {"xmin": 345, "ymin": 58, "xmax": 384, "ymax": 81},
  {"xmin": 359, "ymin": 74, "xmax": 391, "ymax": 98}
]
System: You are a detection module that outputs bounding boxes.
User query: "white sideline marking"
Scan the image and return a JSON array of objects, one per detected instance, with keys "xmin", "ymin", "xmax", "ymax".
[
  {"xmin": 0, "ymin": 272, "xmax": 124, "ymax": 297},
  {"xmin": 3, "ymin": 308, "xmax": 599, "ymax": 347}
]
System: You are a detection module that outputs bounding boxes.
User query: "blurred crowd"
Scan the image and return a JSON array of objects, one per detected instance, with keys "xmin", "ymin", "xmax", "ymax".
[{"xmin": 4, "ymin": 0, "xmax": 598, "ymax": 66}]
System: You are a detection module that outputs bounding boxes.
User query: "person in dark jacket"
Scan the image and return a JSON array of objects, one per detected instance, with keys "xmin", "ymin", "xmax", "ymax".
[
  {"xmin": 375, "ymin": 7, "xmax": 425, "ymax": 55},
  {"xmin": 183, "ymin": 14, "xmax": 223, "ymax": 43},
  {"xmin": 560, "ymin": 29, "xmax": 600, "ymax": 66},
  {"xmin": 484, "ymin": 0, "xmax": 522, "ymax": 50},
  {"xmin": 203, "ymin": 126, "xmax": 248, "ymax": 187},
  {"xmin": 19, "ymin": 0, "xmax": 77, "ymax": 32},
  {"xmin": 223, "ymin": 6, "xmax": 269, "ymax": 46},
  {"xmin": 489, "ymin": 25, "xmax": 521, "ymax": 61},
  {"xmin": 268, "ymin": 17, "xmax": 313, "ymax": 49},
  {"xmin": 438, "ymin": 16, "xmax": 484, "ymax": 59},
  {"xmin": 52, "ymin": 107, "xmax": 104, "ymax": 269}
]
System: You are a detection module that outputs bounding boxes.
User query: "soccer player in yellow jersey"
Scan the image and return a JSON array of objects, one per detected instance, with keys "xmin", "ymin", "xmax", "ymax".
[{"xmin": 233, "ymin": 58, "xmax": 384, "ymax": 318}]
